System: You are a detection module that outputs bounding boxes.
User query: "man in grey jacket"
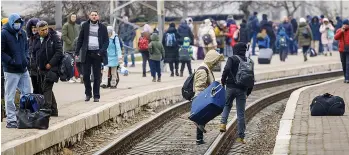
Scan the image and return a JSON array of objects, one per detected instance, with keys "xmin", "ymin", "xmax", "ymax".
[{"xmin": 118, "ymin": 16, "xmax": 136, "ymax": 67}]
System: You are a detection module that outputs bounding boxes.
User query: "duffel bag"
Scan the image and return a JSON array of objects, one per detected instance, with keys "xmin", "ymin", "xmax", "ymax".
[
  {"xmin": 17, "ymin": 109, "xmax": 51, "ymax": 129},
  {"xmin": 189, "ymin": 81, "xmax": 226, "ymax": 125},
  {"xmin": 310, "ymin": 93, "xmax": 345, "ymax": 116}
]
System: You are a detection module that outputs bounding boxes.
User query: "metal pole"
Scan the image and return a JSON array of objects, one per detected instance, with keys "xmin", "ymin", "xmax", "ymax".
[
  {"xmin": 110, "ymin": 0, "xmax": 114, "ymax": 24},
  {"xmin": 158, "ymin": 0, "xmax": 166, "ymax": 72},
  {"xmin": 340, "ymin": 0, "xmax": 343, "ymax": 17},
  {"xmin": 54, "ymin": 0, "xmax": 62, "ymax": 30}
]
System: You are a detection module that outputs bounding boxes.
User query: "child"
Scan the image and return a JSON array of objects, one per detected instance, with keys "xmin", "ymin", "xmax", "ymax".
[
  {"xmin": 276, "ymin": 28, "xmax": 290, "ymax": 62},
  {"xmin": 101, "ymin": 26, "xmax": 123, "ymax": 89},
  {"xmin": 179, "ymin": 37, "xmax": 194, "ymax": 77},
  {"xmin": 257, "ymin": 28, "xmax": 270, "ymax": 49},
  {"xmin": 148, "ymin": 33, "xmax": 165, "ymax": 82}
]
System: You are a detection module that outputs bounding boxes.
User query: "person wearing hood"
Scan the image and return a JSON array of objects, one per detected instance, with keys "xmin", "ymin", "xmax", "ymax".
[
  {"xmin": 25, "ymin": 18, "xmax": 40, "ymax": 94},
  {"xmin": 334, "ymin": 19, "xmax": 349, "ymax": 83},
  {"xmin": 220, "ymin": 42, "xmax": 254, "ymax": 144},
  {"xmin": 199, "ymin": 19, "xmax": 217, "ymax": 55},
  {"xmin": 225, "ymin": 19, "xmax": 238, "ymax": 57},
  {"xmin": 118, "ymin": 16, "xmax": 136, "ymax": 67},
  {"xmin": 197, "ymin": 23, "xmax": 206, "ymax": 60},
  {"xmin": 186, "ymin": 17, "xmax": 194, "ymax": 32},
  {"xmin": 310, "ymin": 16, "xmax": 321, "ymax": 54},
  {"xmin": 100, "ymin": 26, "xmax": 123, "ymax": 89},
  {"xmin": 295, "ymin": 18, "xmax": 313, "ymax": 62},
  {"xmin": 32, "ymin": 21, "xmax": 63, "ymax": 117},
  {"xmin": 306, "ymin": 15, "xmax": 312, "ymax": 24},
  {"xmin": 1, "ymin": 13, "xmax": 31, "ymax": 128},
  {"xmin": 259, "ymin": 14, "xmax": 269, "ymax": 30},
  {"xmin": 62, "ymin": 13, "xmax": 80, "ymax": 53},
  {"xmin": 76, "ymin": 11, "xmax": 109, "ymax": 102},
  {"xmin": 276, "ymin": 27, "xmax": 291, "ymax": 62},
  {"xmin": 179, "ymin": 37, "xmax": 194, "ymax": 77},
  {"xmin": 163, "ymin": 23, "xmax": 180, "ymax": 77},
  {"xmin": 178, "ymin": 19, "xmax": 194, "ymax": 45},
  {"xmin": 193, "ymin": 49, "xmax": 224, "ymax": 145},
  {"xmin": 215, "ymin": 20, "xmax": 227, "ymax": 54},
  {"xmin": 149, "ymin": 33, "xmax": 165, "ymax": 82},
  {"xmin": 319, "ymin": 18, "xmax": 335, "ymax": 56},
  {"xmin": 278, "ymin": 16, "xmax": 294, "ymax": 54}
]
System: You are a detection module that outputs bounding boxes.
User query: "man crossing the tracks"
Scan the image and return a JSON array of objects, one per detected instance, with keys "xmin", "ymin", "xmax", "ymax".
[{"xmin": 220, "ymin": 42, "xmax": 255, "ymax": 144}]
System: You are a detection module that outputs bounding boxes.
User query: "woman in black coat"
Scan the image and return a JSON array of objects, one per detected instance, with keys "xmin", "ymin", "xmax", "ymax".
[{"xmin": 162, "ymin": 23, "xmax": 180, "ymax": 77}]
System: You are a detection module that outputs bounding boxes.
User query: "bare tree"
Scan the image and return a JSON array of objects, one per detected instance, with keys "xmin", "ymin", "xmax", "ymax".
[
  {"xmin": 1, "ymin": 6, "xmax": 7, "ymax": 18},
  {"xmin": 255, "ymin": 1, "xmax": 303, "ymax": 17}
]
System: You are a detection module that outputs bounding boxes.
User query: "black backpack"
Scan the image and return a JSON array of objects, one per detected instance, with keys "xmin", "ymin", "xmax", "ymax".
[
  {"xmin": 182, "ymin": 66, "xmax": 209, "ymax": 100},
  {"xmin": 59, "ymin": 53, "xmax": 74, "ymax": 81},
  {"xmin": 302, "ymin": 27, "xmax": 310, "ymax": 38},
  {"xmin": 234, "ymin": 55, "xmax": 255, "ymax": 88},
  {"xmin": 310, "ymin": 93, "xmax": 345, "ymax": 116},
  {"xmin": 202, "ymin": 32, "xmax": 213, "ymax": 46}
]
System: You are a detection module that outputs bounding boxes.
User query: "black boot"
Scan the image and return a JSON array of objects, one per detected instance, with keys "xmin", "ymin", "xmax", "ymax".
[
  {"xmin": 170, "ymin": 72, "xmax": 174, "ymax": 77},
  {"xmin": 175, "ymin": 70, "xmax": 179, "ymax": 76}
]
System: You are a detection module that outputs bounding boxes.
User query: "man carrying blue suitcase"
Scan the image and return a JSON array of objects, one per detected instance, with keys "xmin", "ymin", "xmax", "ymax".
[
  {"xmin": 220, "ymin": 42, "xmax": 255, "ymax": 144},
  {"xmin": 193, "ymin": 49, "xmax": 224, "ymax": 145}
]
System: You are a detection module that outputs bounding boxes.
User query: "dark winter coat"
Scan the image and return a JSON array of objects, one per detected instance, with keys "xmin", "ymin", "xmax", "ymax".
[
  {"xmin": 295, "ymin": 22, "xmax": 313, "ymax": 47},
  {"xmin": 26, "ymin": 18, "xmax": 40, "ymax": 76},
  {"xmin": 278, "ymin": 21, "xmax": 294, "ymax": 38},
  {"xmin": 291, "ymin": 18, "xmax": 298, "ymax": 34},
  {"xmin": 259, "ymin": 14, "xmax": 268, "ymax": 30},
  {"xmin": 1, "ymin": 14, "xmax": 29, "ymax": 73},
  {"xmin": 263, "ymin": 21, "xmax": 276, "ymax": 48},
  {"xmin": 177, "ymin": 21, "xmax": 194, "ymax": 45},
  {"xmin": 239, "ymin": 23, "xmax": 249, "ymax": 44},
  {"xmin": 32, "ymin": 33, "xmax": 63, "ymax": 72},
  {"xmin": 221, "ymin": 43, "xmax": 254, "ymax": 96},
  {"xmin": 335, "ymin": 16, "xmax": 343, "ymax": 32},
  {"xmin": 118, "ymin": 22, "xmax": 136, "ymax": 42},
  {"xmin": 75, "ymin": 20, "xmax": 109, "ymax": 65},
  {"xmin": 162, "ymin": 26, "xmax": 180, "ymax": 63},
  {"xmin": 310, "ymin": 16, "xmax": 321, "ymax": 41}
]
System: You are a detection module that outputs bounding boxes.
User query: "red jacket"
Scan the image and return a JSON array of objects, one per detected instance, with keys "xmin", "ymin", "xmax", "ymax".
[
  {"xmin": 226, "ymin": 24, "xmax": 239, "ymax": 47},
  {"xmin": 334, "ymin": 28, "xmax": 349, "ymax": 52}
]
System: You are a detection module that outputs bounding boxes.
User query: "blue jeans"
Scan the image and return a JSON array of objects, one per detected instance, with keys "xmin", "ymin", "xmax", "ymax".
[
  {"xmin": 149, "ymin": 60, "xmax": 161, "ymax": 78},
  {"xmin": 4, "ymin": 71, "xmax": 32, "ymax": 124},
  {"xmin": 123, "ymin": 40, "xmax": 135, "ymax": 66},
  {"xmin": 251, "ymin": 33, "xmax": 257, "ymax": 55},
  {"xmin": 340, "ymin": 52, "xmax": 349, "ymax": 80},
  {"xmin": 221, "ymin": 87, "xmax": 247, "ymax": 138}
]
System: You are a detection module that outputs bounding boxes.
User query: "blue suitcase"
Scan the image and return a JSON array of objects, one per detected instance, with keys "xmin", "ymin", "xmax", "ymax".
[{"xmin": 189, "ymin": 81, "xmax": 226, "ymax": 125}]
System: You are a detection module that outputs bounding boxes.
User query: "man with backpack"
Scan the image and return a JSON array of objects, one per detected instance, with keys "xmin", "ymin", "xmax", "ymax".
[
  {"xmin": 193, "ymin": 50, "xmax": 224, "ymax": 145},
  {"xmin": 220, "ymin": 42, "xmax": 255, "ymax": 144},
  {"xmin": 32, "ymin": 21, "xmax": 63, "ymax": 117}
]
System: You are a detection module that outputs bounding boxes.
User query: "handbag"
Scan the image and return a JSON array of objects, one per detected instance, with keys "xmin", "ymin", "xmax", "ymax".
[{"xmin": 17, "ymin": 95, "xmax": 50, "ymax": 129}]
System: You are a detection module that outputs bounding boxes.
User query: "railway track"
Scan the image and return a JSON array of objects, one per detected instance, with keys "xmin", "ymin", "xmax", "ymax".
[{"xmin": 93, "ymin": 70, "xmax": 342, "ymax": 155}]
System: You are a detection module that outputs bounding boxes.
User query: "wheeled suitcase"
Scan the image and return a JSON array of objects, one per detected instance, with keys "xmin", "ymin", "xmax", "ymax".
[
  {"xmin": 189, "ymin": 81, "xmax": 226, "ymax": 125},
  {"xmin": 258, "ymin": 48, "xmax": 273, "ymax": 64},
  {"xmin": 310, "ymin": 93, "xmax": 345, "ymax": 116}
]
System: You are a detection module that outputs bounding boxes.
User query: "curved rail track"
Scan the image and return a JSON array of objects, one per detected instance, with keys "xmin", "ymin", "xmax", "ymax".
[{"xmin": 93, "ymin": 70, "xmax": 342, "ymax": 155}]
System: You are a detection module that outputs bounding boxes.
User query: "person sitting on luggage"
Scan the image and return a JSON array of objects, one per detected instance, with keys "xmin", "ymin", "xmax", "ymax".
[
  {"xmin": 193, "ymin": 49, "xmax": 224, "ymax": 145},
  {"xmin": 101, "ymin": 26, "xmax": 123, "ymax": 89},
  {"xmin": 148, "ymin": 32, "xmax": 165, "ymax": 82},
  {"xmin": 276, "ymin": 27, "xmax": 290, "ymax": 62},
  {"xmin": 179, "ymin": 37, "xmax": 194, "ymax": 77},
  {"xmin": 257, "ymin": 28, "xmax": 270, "ymax": 49},
  {"xmin": 220, "ymin": 42, "xmax": 255, "ymax": 144}
]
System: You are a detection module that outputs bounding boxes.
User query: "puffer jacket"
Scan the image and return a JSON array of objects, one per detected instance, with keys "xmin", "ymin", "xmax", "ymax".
[
  {"xmin": 177, "ymin": 19, "xmax": 194, "ymax": 45},
  {"xmin": 149, "ymin": 33, "xmax": 165, "ymax": 61},
  {"xmin": 162, "ymin": 26, "xmax": 180, "ymax": 63},
  {"xmin": 194, "ymin": 50, "xmax": 224, "ymax": 96},
  {"xmin": 106, "ymin": 34, "xmax": 123, "ymax": 67},
  {"xmin": 334, "ymin": 27, "xmax": 349, "ymax": 53},
  {"xmin": 310, "ymin": 16, "xmax": 321, "ymax": 41},
  {"xmin": 199, "ymin": 19, "xmax": 217, "ymax": 48},
  {"xmin": 319, "ymin": 23, "xmax": 335, "ymax": 44},
  {"xmin": 296, "ymin": 22, "xmax": 313, "ymax": 47},
  {"xmin": 62, "ymin": 14, "xmax": 80, "ymax": 52}
]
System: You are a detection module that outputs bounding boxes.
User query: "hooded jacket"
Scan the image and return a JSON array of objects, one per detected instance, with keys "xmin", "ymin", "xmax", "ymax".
[
  {"xmin": 1, "ymin": 13, "xmax": 29, "ymax": 73},
  {"xmin": 221, "ymin": 43, "xmax": 254, "ymax": 96},
  {"xmin": 106, "ymin": 33, "xmax": 123, "ymax": 67},
  {"xmin": 199, "ymin": 19, "xmax": 217, "ymax": 48},
  {"xmin": 259, "ymin": 14, "xmax": 268, "ymax": 30},
  {"xmin": 276, "ymin": 28, "xmax": 290, "ymax": 49},
  {"xmin": 162, "ymin": 24, "xmax": 180, "ymax": 62},
  {"xmin": 194, "ymin": 50, "xmax": 224, "ymax": 96},
  {"xmin": 295, "ymin": 22, "xmax": 313, "ymax": 47},
  {"xmin": 177, "ymin": 19, "xmax": 194, "ymax": 45},
  {"xmin": 62, "ymin": 14, "xmax": 80, "ymax": 52},
  {"xmin": 26, "ymin": 18, "xmax": 40, "ymax": 76},
  {"xmin": 310, "ymin": 16, "xmax": 321, "ymax": 41},
  {"xmin": 149, "ymin": 33, "xmax": 165, "ymax": 61},
  {"xmin": 319, "ymin": 21, "xmax": 335, "ymax": 44}
]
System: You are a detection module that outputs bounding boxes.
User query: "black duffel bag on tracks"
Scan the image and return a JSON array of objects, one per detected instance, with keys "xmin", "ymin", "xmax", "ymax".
[{"xmin": 310, "ymin": 93, "xmax": 345, "ymax": 116}]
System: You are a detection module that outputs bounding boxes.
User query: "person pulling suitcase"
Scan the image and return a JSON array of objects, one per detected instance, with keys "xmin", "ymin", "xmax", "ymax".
[
  {"xmin": 220, "ymin": 42, "xmax": 255, "ymax": 144},
  {"xmin": 193, "ymin": 49, "xmax": 224, "ymax": 145}
]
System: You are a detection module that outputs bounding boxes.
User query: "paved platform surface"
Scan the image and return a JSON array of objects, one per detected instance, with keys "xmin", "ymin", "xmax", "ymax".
[
  {"xmin": 1, "ymin": 52, "xmax": 342, "ymax": 152},
  {"xmin": 289, "ymin": 81, "xmax": 349, "ymax": 155}
]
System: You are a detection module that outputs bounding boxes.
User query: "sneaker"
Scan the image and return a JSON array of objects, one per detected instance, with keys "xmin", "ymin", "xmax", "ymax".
[
  {"xmin": 68, "ymin": 79, "xmax": 76, "ymax": 83},
  {"xmin": 236, "ymin": 138, "xmax": 246, "ymax": 144},
  {"xmin": 219, "ymin": 124, "xmax": 226, "ymax": 132},
  {"xmin": 6, "ymin": 123, "xmax": 17, "ymax": 128},
  {"xmin": 75, "ymin": 78, "xmax": 81, "ymax": 83},
  {"xmin": 196, "ymin": 139, "xmax": 205, "ymax": 145}
]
